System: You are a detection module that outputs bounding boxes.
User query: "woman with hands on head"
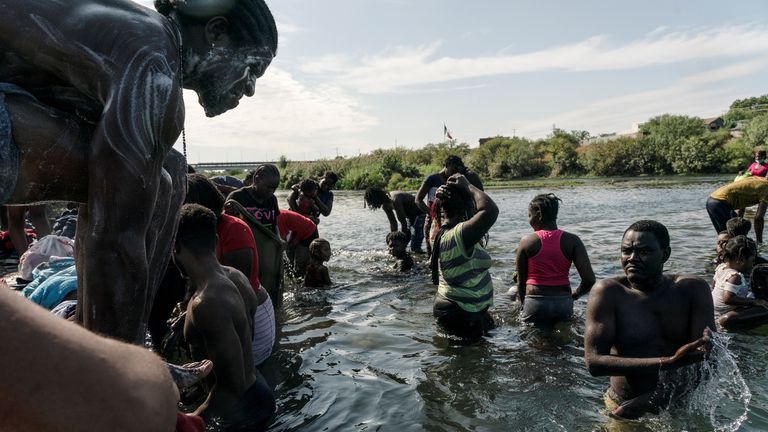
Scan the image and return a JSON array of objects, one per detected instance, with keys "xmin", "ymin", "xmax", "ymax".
[{"xmin": 431, "ymin": 174, "xmax": 498, "ymax": 341}]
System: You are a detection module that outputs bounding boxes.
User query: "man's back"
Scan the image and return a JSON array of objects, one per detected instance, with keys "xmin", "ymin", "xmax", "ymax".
[{"xmin": 184, "ymin": 270, "xmax": 256, "ymax": 416}]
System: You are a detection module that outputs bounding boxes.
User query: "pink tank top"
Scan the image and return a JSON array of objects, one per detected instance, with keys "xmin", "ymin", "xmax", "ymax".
[{"xmin": 526, "ymin": 229, "xmax": 571, "ymax": 286}]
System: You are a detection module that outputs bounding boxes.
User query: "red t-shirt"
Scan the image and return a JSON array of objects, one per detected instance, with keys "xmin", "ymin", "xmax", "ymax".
[
  {"xmin": 216, "ymin": 213, "xmax": 261, "ymax": 291},
  {"xmin": 276, "ymin": 209, "xmax": 317, "ymax": 245}
]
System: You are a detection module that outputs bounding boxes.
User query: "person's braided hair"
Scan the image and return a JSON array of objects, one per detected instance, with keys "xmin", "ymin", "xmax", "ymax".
[
  {"xmin": 154, "ymin": 0, "xmax": 277, "ymax": 53},
  {"xmin": 529, "ymin": 193, "xmax": 561, "ymax": 223},
  {"xmin": 722, "ymin": 235, "xmax": 757, "ymax": 264}
]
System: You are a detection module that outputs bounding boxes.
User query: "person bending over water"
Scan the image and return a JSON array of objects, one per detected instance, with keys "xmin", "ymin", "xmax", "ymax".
[
  {"xmin": 365, "ymin": 187, "xmax": 426, "ymax": 253},
  {"xmin": 712, "ymin": 235, "xmax": 768, "ymax": 330},
  {"xmin": 431, "ymin": 174, "xmax": 498, "ymax": 340},
  {"xmin": 584, "ymin": 220, "xmax": 715, "ymax": 420},
  {"xmin": 0, "ymin": 0, "xmax": 277, "ymax": 342},
  {"xmin": 174, "ymin": 204, "xmax": 275, "ymax": 430},
  {"xmin": 706, "ymin": 176, "xmax": 768, "ymax": 243},
  {"xmin": 515, "ymin": 193, "xmax": 595, "ymax": 326}
]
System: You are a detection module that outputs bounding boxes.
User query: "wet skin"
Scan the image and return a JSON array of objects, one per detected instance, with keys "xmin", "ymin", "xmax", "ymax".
[
  {"xmin": 0, "ymin": 0, "xmax": 273, "ymax": 342},
  {"xmin": 584, "ymin": 229, "xmax": 715, "ymax": 418}
]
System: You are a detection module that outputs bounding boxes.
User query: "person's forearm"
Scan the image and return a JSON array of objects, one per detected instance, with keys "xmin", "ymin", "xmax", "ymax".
[
  {"xmin": 315, "ymin": 198, "xmax": 331, "ymax": 216},
  {"xmin": 573, "ymin": 278, "xmax": 596, "ymax": 299},
  {"xmin": 469, "ymin": 185, "xmax": 498, "ymax": 225},
  {"xmin": 725, "ymin": 295, "xmax": 765, "ymax": 307},
  {"xmin": 586, "ymin": 354, "xmax": 666, "ymax": 376}
]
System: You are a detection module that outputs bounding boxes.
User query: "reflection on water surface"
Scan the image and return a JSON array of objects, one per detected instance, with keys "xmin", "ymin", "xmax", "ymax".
[{"xmin": 266, "ymin": 178, "xmax": 768, "ymax": 431}]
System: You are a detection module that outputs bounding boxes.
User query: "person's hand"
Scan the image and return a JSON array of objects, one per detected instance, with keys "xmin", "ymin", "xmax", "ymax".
[
  {"xmin": 661, "ymin": 328, "xmax": 711, "ymax": 369},
  {"xmin": 435, "ymin": 184, "xmax": 450, "ymax": 201},
  {"xmin": 446, "ymin": 174, "xmax": 470, "ymax": 190}
]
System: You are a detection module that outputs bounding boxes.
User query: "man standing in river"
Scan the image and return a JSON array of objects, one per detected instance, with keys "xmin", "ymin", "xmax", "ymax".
[{"xmin": 584, "ymin": 220, "xmax": 715, "ymax": 419}]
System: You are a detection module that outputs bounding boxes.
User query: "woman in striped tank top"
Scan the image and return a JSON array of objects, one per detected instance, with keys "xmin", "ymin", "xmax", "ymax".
[{"xmin": 431, "ymin": 174, "xmax": 498, "ymax": 340}]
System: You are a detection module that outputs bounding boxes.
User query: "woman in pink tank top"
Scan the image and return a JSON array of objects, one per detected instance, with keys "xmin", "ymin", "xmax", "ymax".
[{"xmin": 513, "ymin": 194, "xmax": 595, "ymax": 326}]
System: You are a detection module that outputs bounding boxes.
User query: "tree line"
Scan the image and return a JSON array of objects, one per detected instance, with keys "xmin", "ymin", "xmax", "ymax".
[{"xmin": 217, "ymin": 95, "xmax": 768, "ymax": 191}]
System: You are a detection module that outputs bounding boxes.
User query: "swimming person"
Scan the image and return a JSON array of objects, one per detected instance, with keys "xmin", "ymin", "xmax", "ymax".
[
  {"xmin": 706, "ymin": 176, "xmax": 768, "ymax": 242},
  {"xmin": 515, "ymin": 193, "xmax": 595, "ymax": 326},
  {"xmin": 174, "ymin": 204, "xmax": 275, "ymax": 429},
  {"xmin": 364, "ymin": 187, "xmax": 426, "ymax": 253},
  {"xmin": 431, "ymin": 174, "xmax": 498, "ymax": 340},
  {"xmin": 584, "ymin": 220, "xmax": 715, "ymax": 419},
  {"xmin": 712, "ymin": 235, "xmax": 768, "ymax": 330},
  {"xmin": 0, "ymin": 0, "xmax": 277, "ymax": 342}
]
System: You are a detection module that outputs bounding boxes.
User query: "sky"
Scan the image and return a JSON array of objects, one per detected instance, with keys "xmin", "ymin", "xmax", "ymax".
[{"xmin": 135, "ymin": 0, "xmax": 768, "ymax": 163}]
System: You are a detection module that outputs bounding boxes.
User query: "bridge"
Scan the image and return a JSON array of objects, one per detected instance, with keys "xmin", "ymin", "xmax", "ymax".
[
  {"xmin": 189, "ymin": 161, "xmax": 274, "ymax": 171},
  {"xmin": 190, "ymin": 160, "xmax": 322, "ymax": 171}
]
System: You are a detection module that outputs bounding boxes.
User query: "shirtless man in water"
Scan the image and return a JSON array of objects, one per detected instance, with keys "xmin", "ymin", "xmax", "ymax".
[
  {"xmin": 0, "ymin": 0, "xmax": 277, "ymax": 341},
  {"xmin": 584, "ymin": 220, "xmax": 715, "ymax": 419},
  {"xmin": 175, "ymin": 204, "xmax": 275, "ymax": 430}
]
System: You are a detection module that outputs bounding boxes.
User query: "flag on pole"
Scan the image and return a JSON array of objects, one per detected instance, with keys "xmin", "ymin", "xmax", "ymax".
[{"xmin": 443, "ymin": 123, "xmax": 453, "ymax": 140}]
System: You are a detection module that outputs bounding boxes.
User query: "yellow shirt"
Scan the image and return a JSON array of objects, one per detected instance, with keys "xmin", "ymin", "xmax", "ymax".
[{"xmin": 710, "ymin": 177, "xmax": 768, "ymax": 209}]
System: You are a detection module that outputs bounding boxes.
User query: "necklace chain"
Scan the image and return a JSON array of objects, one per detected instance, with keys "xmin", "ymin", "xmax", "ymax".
[{"xmin": 168, "ymin": 15, "xmax": 188, "ymax": 163}]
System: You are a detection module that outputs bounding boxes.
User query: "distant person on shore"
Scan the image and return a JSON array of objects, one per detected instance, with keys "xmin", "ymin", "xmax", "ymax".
[
  {"xmin": 712, "ymin": 235, "xmax": 768, "ymax": 329},
  {"xmin": 584, "ymin": 220, "xmax": 714, "ymax": 420},
  {"xmin": 514, "ymin": 193, "xmax": 595, "ymax": 326},
  {"xmin": 387, "ymin": 231, "xmax": 414, "ymax": 272},
  {"xmin": 747, "ymin": 149, "xmax": 768, "ymax": 177},
  {"xmin": 416, "ymin": 156, "xmax": 483, "ymax": 256},
  {"xmin": 288, "ymin": 179, "xmax": 321, "ymax": 224},
  {"xmin": 364, "ymin": 187, "xmax": 426, "ymax": 253},
  {"xmin": 431, "ymin": 174, "xmax": 498, "ymax": 340},
  {"xmin": 174, "ymin": 204, "xmax": 275, "ymax": 429},
  {"xmin": 288, "ymin": 171, "xmax": 339, "ymax": 222},
  {"xmin": 706, "ymin": 176, "xmax": 768, "ymax": 242},
  {"xmin": 304, "ymin": 238, "xmax": 332, "ymax": 288}
]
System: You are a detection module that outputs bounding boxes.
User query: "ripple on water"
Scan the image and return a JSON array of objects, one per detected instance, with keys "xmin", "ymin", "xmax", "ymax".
[{"xmin": 268, "ymin": 184, "xmax": 765, "ymax": 431}]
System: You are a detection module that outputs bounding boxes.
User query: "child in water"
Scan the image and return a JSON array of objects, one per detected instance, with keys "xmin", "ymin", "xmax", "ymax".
[
  {"xmin": 304, "ymin": 238, "xmax": 332, "ymax": 288},
  {"xmin": 386, "ymin": 231, "xmax": 414, "ymax": 271},
  {"xmin": 712, "ymin": 235, "xmax": 768, "ymax": 329},
  {"xmin": 294, "ymin": 179, "xmax": 321, "ymax": 224}
]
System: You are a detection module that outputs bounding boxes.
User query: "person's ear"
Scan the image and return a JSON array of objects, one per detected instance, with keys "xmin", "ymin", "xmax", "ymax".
[
  {"xmin": 205, "ymin": 16, "xmax": 231, "ymax": 47},
  {"xmin": 661, "ymin": 246, "xmax": 671, "ymax": 263}
]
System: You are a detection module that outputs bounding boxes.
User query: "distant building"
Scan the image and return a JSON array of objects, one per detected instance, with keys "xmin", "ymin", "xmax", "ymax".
[{"xmin": 702, "ymin": 116, "xmax": 724, "ymax": 131}]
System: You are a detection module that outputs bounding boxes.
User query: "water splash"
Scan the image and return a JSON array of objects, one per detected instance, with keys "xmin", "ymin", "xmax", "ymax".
[
  {"xmin": 657, "ymin": 332, "xmax": 751, "ymax": 432},
  {"xmin": 687, "ymin": 332, "xmax": 751, "ymax": 431}
]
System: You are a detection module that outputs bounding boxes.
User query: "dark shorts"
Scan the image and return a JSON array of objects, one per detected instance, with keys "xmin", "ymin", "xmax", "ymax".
[
  {"xmin": 705, "ymin": 197, "xmax": 736, "ymax": 234},
  {"xmin": 216, "ymin": 372, "xmax": 276, "ymax": 432},
  {"xmin": 521, "ymin": 294, "xmax": 573, "ymax": 326},
  {"xmin": 433, "ymin": 296, "xmax": 494, "ymax": 340}
]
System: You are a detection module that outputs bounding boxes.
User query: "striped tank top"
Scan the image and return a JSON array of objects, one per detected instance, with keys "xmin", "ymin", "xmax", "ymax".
[{"xmin": 437, "ymin": 222, "xmax": 494, "ymax": 312}]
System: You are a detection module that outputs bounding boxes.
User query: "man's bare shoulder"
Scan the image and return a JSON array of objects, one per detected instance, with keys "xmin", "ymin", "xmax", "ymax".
[
  {"xmin": 590, "ymin": 276, "xmax": 631, "ymax": 297},
  {"xmin": 670, "ymin": 274, "xmax": 711, "ymax": 295}
]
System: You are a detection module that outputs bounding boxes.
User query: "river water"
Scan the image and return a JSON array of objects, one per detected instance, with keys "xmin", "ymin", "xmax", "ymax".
[{"xmin": 263, "ymin": 177, "xmax": 768, "ymax": 431}]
